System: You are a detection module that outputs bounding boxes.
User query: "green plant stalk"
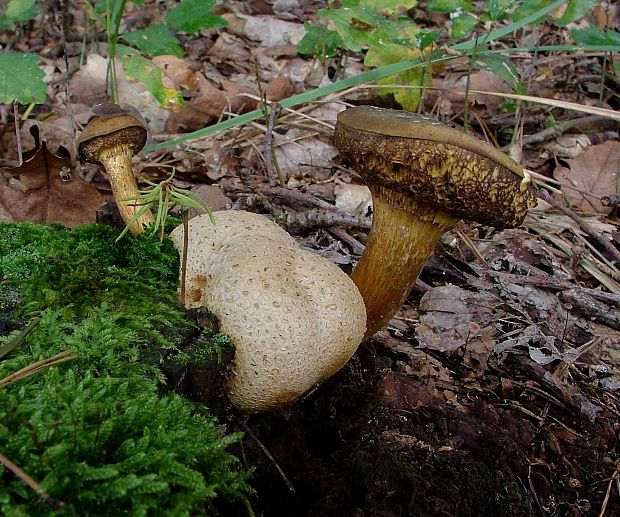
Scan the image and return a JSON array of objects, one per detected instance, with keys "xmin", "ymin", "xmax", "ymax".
[
  {"xmin": 105, "ymin": 0, "xmax": 127, "ymax": 104},
  {"xmin": 0, "ymin": 318, "xmax": 40, "ymax": 359},
  {"xmin": 144, "ymin": 0, "xmax": 571, "ymax": 153}
]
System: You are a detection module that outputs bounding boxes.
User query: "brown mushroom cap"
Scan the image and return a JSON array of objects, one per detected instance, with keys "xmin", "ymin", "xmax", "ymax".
[
  {"xmin": 77, "ymin": 111, "xmax": 147, "ymax": 165},
  {"xmin": 335, "ymin": 105, "xmax": 536, "ymax": 228}
]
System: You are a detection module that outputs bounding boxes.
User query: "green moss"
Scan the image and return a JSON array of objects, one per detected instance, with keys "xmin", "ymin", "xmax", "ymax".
[{"xmin": 0, "ymin": 223, "xmax": 252, "ymax": 515}]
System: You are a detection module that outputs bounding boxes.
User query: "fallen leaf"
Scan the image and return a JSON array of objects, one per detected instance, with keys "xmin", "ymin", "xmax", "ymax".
[
  {"xmin": 187, "ymin": 185, "xmax": 232, "ymax": 218},
  {"xmin": 554, "ymin": 140, "xmax": 620, "ymax": 214},
  {"xmin": 152, "ymin": 55, "xmax": 199, "ymax": 91},
  {"xmin": 234, "ymin": 13, "xmax": 305, "ymax": 48},
  {"xmin": 0, "ymin": 126, "xmax": 103, "ymax": 226},
  {"xmin": 334, "ymin": 182, "xmax": 372, "ymax": 216},
  {"xmin": 71, "ymin": 54, "xmax": 170, "ymax": 132},
  {"xmin": 165, "ymin": 74, "xmax": 257, "ymax": 132}
]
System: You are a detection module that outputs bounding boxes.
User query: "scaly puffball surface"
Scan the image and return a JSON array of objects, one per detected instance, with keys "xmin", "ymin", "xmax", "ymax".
[{"xmin": 170, "ymin": 211, "xmax": 366, "ymax": 413}]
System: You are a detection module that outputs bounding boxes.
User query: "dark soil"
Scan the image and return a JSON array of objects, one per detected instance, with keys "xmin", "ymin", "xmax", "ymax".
[{"xmin": 228, "ymin": 340, "xmax": 618, "ymax": 517}]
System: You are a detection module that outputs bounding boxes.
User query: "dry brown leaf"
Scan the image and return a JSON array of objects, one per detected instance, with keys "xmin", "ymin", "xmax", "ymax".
[
  {"xmin": 265, "ymin": 75, "xmax": 294, "ymax": 102},
  {"xmin": 0, "ymin": 127, "xmax": 103, "ymax": 226},
  {"xmin": 187, "ymin": 185, "xmax": 232, "ymax": 219},
  {"xmin": 554, "ymin": 140, "xmax": 620, "ymax": 214},
  {"xmin": 152, "ymin": 55, "xmax": 199, "ymax": 91},
  {"xmin": 165, "ymin": 75, "xmax": 257, "ymax": 132},
  {"xmin": 427, "ymin": 70, "xmax": 511, "ymax": 115}
]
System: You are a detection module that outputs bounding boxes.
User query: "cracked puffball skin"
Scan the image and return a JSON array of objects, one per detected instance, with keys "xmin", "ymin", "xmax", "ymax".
[{"xmin": 170, "ymin": 211, "xmax": 366, "ymax": 413}]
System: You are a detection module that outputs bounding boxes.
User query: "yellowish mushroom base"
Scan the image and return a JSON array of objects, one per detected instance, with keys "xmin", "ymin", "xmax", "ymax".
[
  {"xmin": 352, "ymin": 187, "xmax": 456, "ymax": 339},
  {"xmin": 98, "ymin": 145, "xmax": 155, "ymax": 235}
]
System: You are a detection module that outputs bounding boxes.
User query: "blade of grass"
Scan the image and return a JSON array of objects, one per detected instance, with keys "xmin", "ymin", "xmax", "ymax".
[
  {"xmin": 0, "ymin": 318, "xmax": 40, "ymax": 360},
  {"xmin": 144, "ymin": 0, "xmax": 570, "ymax": 152}
]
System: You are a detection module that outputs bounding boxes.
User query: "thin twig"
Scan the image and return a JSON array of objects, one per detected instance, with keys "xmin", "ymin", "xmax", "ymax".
[
  {"xmin": 502, "ymin": 115, "xmax": 609, "ymax": 150},
  {"xmin": 455, "ymin": 228, "xmax": 490, "ymax": 269},
  {"xmin": 242, "ymin": 422, "xmax": 296, "ymax": 493},
  {"xmin": 0, "ymin": 452, "xmax": 64, "ymax": 510},
  {"xmin": 598, "ymin": 464, "xmax": 620, "ymax": 517},
  {"xmin": 264, "ymin": 103, "xmax": 283, "ymax": 187},
  {"xmin": 329, "ymin": 227, "xmax": 366, "ymax": 256},
  {"xmin": 13, "ymin": 102, "xmax": 22, "ymax": 166},
  {"xmin": 0, "ymin": 350, "xmax": 79, "ymax": 388},
  {"xmin": 489, "ymin": 271, "xmax": 620, "ymax": 305},
  {"xmin": 60, "ymin": 0, "xmax": 78, "ymax": 172},
  {"xmin": 180, "ymin": 210, "xmax": 189, "ymax": 308},
  {"xmin": 538, "ymin": 189, "xmax": 620, "ymax": 264}
]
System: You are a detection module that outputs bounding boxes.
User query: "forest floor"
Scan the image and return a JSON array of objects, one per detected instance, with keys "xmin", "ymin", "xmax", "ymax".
[{"xmin": 1, "ymin": 1, "xmax": 619, "ymax": 516}]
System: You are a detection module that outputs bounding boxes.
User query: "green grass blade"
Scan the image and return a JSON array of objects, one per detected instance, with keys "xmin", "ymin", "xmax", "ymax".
[{"xmin": 143, "ymin": 0, "xmax": 579, "ymax": 153}]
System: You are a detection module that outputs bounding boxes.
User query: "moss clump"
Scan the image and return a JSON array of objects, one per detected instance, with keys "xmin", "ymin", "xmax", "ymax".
[{"xmin": 0, "ymin": 222, "xmax": 252, "ymax": 516}]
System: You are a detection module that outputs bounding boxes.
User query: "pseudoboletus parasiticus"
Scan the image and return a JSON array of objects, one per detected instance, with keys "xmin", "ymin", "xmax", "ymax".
[
  {"xmin": 334, "ymin": 105, "xmax": 538, "ymax": 338},
  {"xmin": 169, "ymin": 211, "xmax": 366, "ymax": 412},
  {"xmin": 77, "ymin": 104, "xmax": 154, "ymax": 235}
]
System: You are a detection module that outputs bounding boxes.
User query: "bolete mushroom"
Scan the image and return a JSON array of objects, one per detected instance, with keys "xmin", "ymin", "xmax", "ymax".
[
  {"xmin": 77, "ymin": 105, "xmax": 154, "ymax": 235},
  {"xmin": 169, "ymin": 211, "xmax": 366, "ymax": 412},
  {"xmin": 334, "ymin": 106, "xmax": 538, "ymax": 338}
]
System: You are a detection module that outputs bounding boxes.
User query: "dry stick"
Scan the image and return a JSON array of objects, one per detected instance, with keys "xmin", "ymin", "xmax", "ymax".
[
  {"xmin": 538, "ymin": 189, "xmax": 620, "ymax": 265},
  {"xmin": 275, "ymin": 208, "xmax": 371, "ymax": 234},
  {"xmin": 59, "ymin": 0, "xmax": 78, "ymax": 172},
  {"xmin": 0, "ymin": 452, "xmax": 63, "ymax": 510},
  {"xmin": 13, "ymin": 102, "xmax": 22, "ymax": 166},
  {"xmin": 179, "ymin": 210, "xmax": 189, "ymax": 308},
  {"xmin": 455, "ymin": 228, "xmax": 490, "ymax": 269},
  {"xmin": 501, "ymin": 115, "xmax": 609, "ymax": 150},
  {"xmin": 241, "ymin": 422, "xmax": 296, "ymax": 494},
  {"xmin": 598, "ymin": 464, "xmax": 620, "ymax": 517},
  {"xmin": 263, "ymin": 103, "xmax": 282, "ymax": 187},
  {"xmin": 0, "ymin": 351, "xmax": 79, "ymax": 388},
  {"xmin": 490, "ymin": 271, "xmax": 620, "ymax": 305},
  {"xmin": 329, "ymin": 226, "xmax": 366, "ymax": 256}
]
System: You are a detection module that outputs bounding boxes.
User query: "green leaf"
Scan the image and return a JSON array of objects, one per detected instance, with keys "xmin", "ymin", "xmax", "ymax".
[
  {"xmin": 484, "ymin": 0, "xmax": 516, "ymax": 21},
  {"xmin": 570, "ymin": 26, "xmax": 620, "ymax": 46},
  {"xmin": 451, "ymin": 11, "xmax": 478, "ymax": 39},
  {"xmin": 123, "ymin": 24, "xmax": 184, "ymax": 57},
  {"xmin": 0, "ymin": 0, "xmax": 39, "ymax": 30},
  {"xmin": 418, "ymin": 30, "xmax": 442, "ymax": 50},
  {"xmin": 554, "ymin": 0, "xmax": 597, "ymax": 26},
  {"xmin": 297, "ymin": 22, "xmax": 344, "ymax": 60},
  {"xmin": 428, "ymin": 0, "xmax": 472, "ymax": 13},
  {"xmin": 0, "ymin": 52, "xmax": 46, "ymax": 104},
  {"xmin": 359, "ymin": 0, "xmax": 418, "ymax": 12},
  {"xmin": 324, "ymin": 6, "xmax": 384, "ymax": 52},
  {"xmin": 117, "ymin": 46, "xmax": 183, "ymax": 109},
  {"xmin": 513, "ymin": 0, "xmax": 564, "ymax": 23},
  {"xmin": 164, "ymin": 0, "xmax": 227, "ymax": 35},
  {"xmin": 473, "ymin": 53, "xmax": 520, "ymax": 89},
  {"xmin": 364, "ymin": 42, "xmax": 427, "ymax": 110}
]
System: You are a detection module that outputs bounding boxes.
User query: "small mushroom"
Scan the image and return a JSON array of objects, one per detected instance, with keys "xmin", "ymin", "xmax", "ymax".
[
  {"xmin": 77, "ymin": 105, "xmax": 154, "ymax": 235},
  {"xmin": 169, "ymin": 211, "xmax": 366, "ymax": 413},
  {"xmin": 334, "ymin": 106, "xmax": 537, "ymax": 338}
]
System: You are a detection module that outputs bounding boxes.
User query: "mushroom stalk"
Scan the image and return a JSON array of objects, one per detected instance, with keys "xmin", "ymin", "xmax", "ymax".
[
  {"xmin": 335, "ymin": 106, "xmax": 538, "ymax": 339},
  {"xmin": 98, "ymin": 145, "xmax": 154, "ymax": 235},
  {"xmin": 351, "ymin": 188, "xmax": 455, "ymax": 338}
]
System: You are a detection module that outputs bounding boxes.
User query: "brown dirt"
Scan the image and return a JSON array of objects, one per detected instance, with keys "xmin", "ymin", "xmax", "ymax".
[{"xmin": 229, "ymin": 341, "xmax": 618, "ymax": 517}]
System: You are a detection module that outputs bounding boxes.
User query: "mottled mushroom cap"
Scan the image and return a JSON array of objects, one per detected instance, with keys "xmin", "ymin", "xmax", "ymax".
[
  {"xmin": 335, "ymin": 106, "xmax": 537, "ymax": 228},
  {"xmin": 77, "ymin": 105, "xmax": 147, "ymax": 165}
]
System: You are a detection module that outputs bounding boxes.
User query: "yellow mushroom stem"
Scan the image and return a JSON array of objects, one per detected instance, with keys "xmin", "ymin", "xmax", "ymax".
[
  {"xmin": 351, "ymin": 186, "xmax": 457, "ymax": 339},
  {"xmin": 97, "ymin": 144, "xmax": 155, "ymax": 235}
]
